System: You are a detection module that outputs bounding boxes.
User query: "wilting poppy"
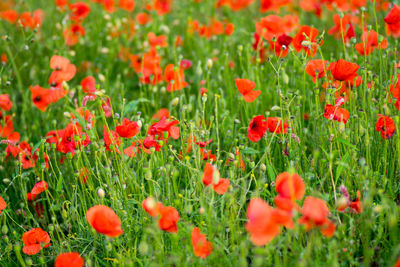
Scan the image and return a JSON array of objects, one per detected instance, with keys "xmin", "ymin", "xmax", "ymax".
[
  {"xmin": 86, "ymin": 205, "xmax": 123, "ymax": 237},
  {"xmin": 192, "ymin": 227, "xmax": 213, "ymax": 258},
  {"xmin": 298, "ymin": 196, "xmax": 335, "ymax": 237},
  {"xmin": 55, "ymin": 252, "xmax": 84, "ymax": 267},
  {"xmin": 116, "ymin": 118, "xmax": 140, "ymax": 138},
  {"xmin": 248, "ymin": 115, "xmax": 267, "ymax": 142},
  {"xmin": 376, "ymin": 115, "xmax": 396, "ymax": 139},
  {"xmin": 22, "ymin": 228, "xmax": 51, "ymax": 255},
  {"xmin": 235, "ymin": 78, "xmax": 261, "ymax": 103}
]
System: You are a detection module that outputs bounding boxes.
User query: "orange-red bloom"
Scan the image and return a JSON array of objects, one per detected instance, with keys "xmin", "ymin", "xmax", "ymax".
[
  {"xmin": 324, "ymin": 104, "xmax": 350, "ymax": 124},
  {"xmin": 192, "ymin": 227, "xmax": 213, "ymax": 258},
  {"xmin": 158, "ymin": 204, "xmax": 180, "ymax": 233},
  {"xmin": 202, "ymin": 162, "xmax": 230, "ymax": 195},
  {"xmin": 0, "ymin": 196, "xmax": 6, "ymax": 214},
  {"xmin": 86, "ymin": 205, "xmax": 123, "ymax": 237},
  {"xmin": 164, "ymin": 64, "xmax": 188, "ymax": 92},
  {"xmin": 329, "ymin": 59, "xmax": 359, "ymax": 82},
  {"xmin": 0, "ymin": 94, "xmax": 12, "ymax": 111},
  {"xmin": 69, "ymin": 2, "xmax": 90, "ymax": 21},
  {"xmin": 305, "ymin": 59, "xmax": 328, "ymax": 83},
  {"xmin": 116, "ymin": 118, "xmax": 140, "ymax": 138},
  {"xmin": 298, "ymin": 196, "xmax": 335, "ymax": 237},
  {"xmin": 246, "ymin": 198, "xmax": 288, "ymax": 246},
  {"xmin": 355, "ymin": 30, "xmax": 387, "ymax": 55},
  {"xmin": 22, "ymin": 228, "xmax": 51, "ymax": 255},
  {"xmin": 55, "ymin": 252, "xmax": 84, "ymax": 267},
  {"xmin": 292, "ymin": 25, "xmax": 321, "ymax": 57},
  {"xmin": 235, "ymin": 78, "xmax": 261, "ymax": 102}
]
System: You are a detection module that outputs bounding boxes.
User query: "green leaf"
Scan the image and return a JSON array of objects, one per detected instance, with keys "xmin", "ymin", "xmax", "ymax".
[
  {"xmin": 123, "ymin": 98, "xmax": 150, "ymax": 117},
  {"xmin": 336, "ymin": 137, "xmax": 358, "ymax": 151},
  {"xmin": 241, "ymin": 147, "xmax": 260, "ymax": 154}
]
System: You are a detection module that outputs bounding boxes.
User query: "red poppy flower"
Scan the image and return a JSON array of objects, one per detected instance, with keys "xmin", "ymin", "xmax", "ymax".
[
  {"xmin": 323, "ymin": 104, "xmax": 350, "ymax": 124},
  {"xmin": 64, "ymin": 23, "xmax": 85, "ymax": 46},
  {"xmin": 55, "ymin": 252, "xmax": 84, "ymax": 267},
  {"xmin": 116, "ymin": 118, "xmax": 140, "ymax": 138},
  {"xmin": 328, "ymin": 14, "xmax": 355, "ymax": 42},
  {"xmin": 376, "ymin": 115, "xmax": 396, "ymax": 139},
  {"xmin": 0, "ymin": 94, "xmax": 12, "ymax": 111},
  {"xmin": 235, "ymin": 78, "xmax": 261, "ymax": 103},
  {"xmin": 0, "ymin": 196, "xmax": 6, "ymax": 214},
  {"xmin": 69, "ymin": 2, "xmax": 90, "ymax": 21},
  {"xmin": 0, "ymin": 10, "xmax": 19, "ymax": 24},
  {"xmin": 245, "ymin": 198, "xmax": 282, "ymax": 246},
  {"xmin": 248, "ymin": 115, "xmax": 267, "ymax": 142},
  {"xmin": 158, "ymin": 204, "xmax": 180, "ymax": 233},
  {"xmin": 31, "ymin": 181, "xmax": 49, "ymax": 196},
  {"xmin": 81, "ymin": 76, "xmax": 96, "ymax": 93},
  {"xmin": 86, "ymin": 205, "xmax": 123, "ymax": 237},
  {"xmin": 269, "ymin": 34, "xmax": 292, "ymax": 58},
  {"xmin": 0, "ymin": 116, "xmax": 20, "ymax": 142},
  {"xmin": 136, "ymin": 12, "xmax": 151, "ymax": 25},
  {"xmin": 192, "ymin": 227, "xmax": 213, "ymax": 258},
  {"xmin": 148, "ymin": 32, "xmax": 168, "ymax": 48},
  {"xmin": 152, "ymin": 108, "xmax": 170, "ymax": 120},
  {"xmin": 298, "ymin": 196, "xmax": 335, "ymax": 237},
  {"xmin": 164, "ymin": 64, "xmax": 188, "ymax": 92},
  {"xmin": 255, "ymin": 15, "xmax": 287, "ymax": 41},
  {"xmin": 305, "ymin": 59, "xmax": 328, "ymax": 83},
  {"xmin": 275, "ymin": 172, "xmax": 305, "ymax": 201},
  {"xmin": 49, "ymin": 55, "xmax": 76, "ymax": 86},
  {"xmin": 329, "ymin": 59, "xmax": 359, "ymax": 82},
  {"xmin": 355, "ymin": 30, "xmax": 388, "ymax": 55},
  {"xmin": 202, "ymin": 162, "xmax": 230, "ymax": 195},
  {"xmin": 266, "ymin": 117, "xmax": 288, "ymax": 134},
  {"xmin": 118, "ymin": 0, "xmax": 135, "ymax": 11},
  {"xmin": 143, "ymin": 135, "xmax": 162, "ymax": 151},
  {"xmin": 153, "ymin": 0, "xmax": 173, "ymax": 15},
  {"xmin": 292, "ymin": 25, "xmax": 321, "ymax": 57},
  {"xmin": 384, "ymin": 4, "xmax": 400, "ymax": 37},
  {"xmin": 148, "ymin": 117, "xmax": 180, "ymax": 140},
  {"xmin": 1, "ymin": 53, "xmax": 7, "ymax": 64},
  {"xmin": 104, "ymin": 127, "xmax": 121, "ymax": 152},
  {"xmin": 142, "ymin": 197, "xmax": 162, "ymax": 217},
  {"xmin": 22, "ymin": 228, "xmax": 51, "ymax": 255},
  {"xmin": 30, "ymin": 85, "xmax": 51, "ymax": 111}
]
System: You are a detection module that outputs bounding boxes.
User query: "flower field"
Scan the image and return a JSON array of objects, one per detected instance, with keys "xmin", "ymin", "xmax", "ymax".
[{"xmin": 1, "ymin": 0, "xmax": 400, "ymax": 266}]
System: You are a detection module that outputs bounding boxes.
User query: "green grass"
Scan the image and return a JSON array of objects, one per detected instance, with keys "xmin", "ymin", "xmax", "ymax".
[{"xmin": 1, "ymin": 0, "xmax": 400, "ymax": 266}]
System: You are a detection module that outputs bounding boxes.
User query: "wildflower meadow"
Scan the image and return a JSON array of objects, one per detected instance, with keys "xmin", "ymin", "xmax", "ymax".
[{"xmin": 1, "ymin": 0, "xmax": 400, "ymax": 266}]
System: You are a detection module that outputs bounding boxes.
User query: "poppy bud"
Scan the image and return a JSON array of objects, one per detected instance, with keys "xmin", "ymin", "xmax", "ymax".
[
  {"xmin": 2, "ymin": 225, "xmax": 8, "ymax": 234},
  {"xmin": 26, "ymin": 258, "xmax": 33, "ymax": 266},
  {"xmin": 206, "ymin": 59, "xmax": 213, "ymax": 69},
  {"xmin": 260, "ymin": 164, "xmax": 266, "ymax": 172},
  {"xmin": 199, "ymin": 207, "xmax": 205, "ymax": 214},
  {"xmin": 67, "ymin": 152, "xmax": 73, "ymax": 160},
  {"xmin": 98, "ymin": 74, "xmax": 106, "ymax": 82},
  {"xmin": 97, "ymin": 188, "xmax": 105, "ymax": 198},
  {"xmin": 3, "ymin": 178, "xmax": 10, "ymax": 184},
  {"xmin": 139, "ymin": 242, "xmax": 149, "ymax": 255},
  {"xmin": 171, "ymin": 97, "xmax": 179, "ymax": 106},
  {"xmin": 145, "ymin": 169, "xmax": 152, "ymax": 180}
]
